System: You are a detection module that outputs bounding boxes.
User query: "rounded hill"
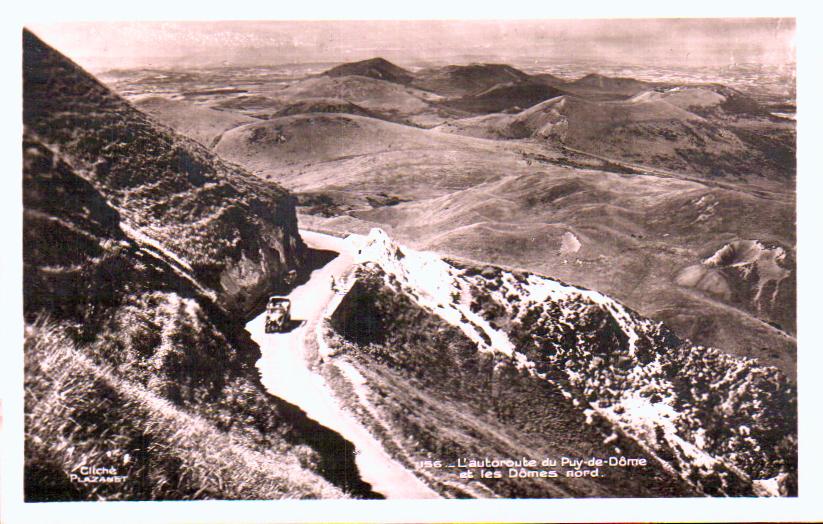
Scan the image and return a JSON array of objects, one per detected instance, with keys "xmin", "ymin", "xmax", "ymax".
[
  {"xmin": 323, "ymin": 57, "xmax": 414, "ymax": 85},
  {"xmin": 273, "ymin": 97, "xmax": 382, "ymax": 119},
  {"xmin": 213, "ymin": 113, "xmax": 472, "ymax": 172},
  {"xmin": 440, "ymin": 81, "xmax": 566, "ymax": 114},
  {"xmin": 413, "ymin": 63, "xmax": 531, "ymax": 97},
  {"xmin": 269, "ymin": 75, "xmax": 438, "ymax": 114}
]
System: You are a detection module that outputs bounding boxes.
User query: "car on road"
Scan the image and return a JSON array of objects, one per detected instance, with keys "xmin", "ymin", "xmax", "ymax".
[{"xmin": 265, "ymin": 296, "xmax": 291, "ymax": 333}]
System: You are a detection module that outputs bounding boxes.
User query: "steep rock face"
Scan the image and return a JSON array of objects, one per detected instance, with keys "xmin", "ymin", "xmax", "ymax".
[
  {"xmin": 23, "ymin": 135, "xmax": 139, "ymax": 324},
  {"xmin": 22, "ymin": 30, "xmax": 375, "ymax": 501},
  {"xmin": 23, "ymin": 29, "xmax": 304, "ymax": 315},
  {"xmin": 464, "ymin": 265, "xmax": 796, "ymax": 496},
  {"xmin": 325, "ymin": 230, "xmax": 796, "ymax": 497}
]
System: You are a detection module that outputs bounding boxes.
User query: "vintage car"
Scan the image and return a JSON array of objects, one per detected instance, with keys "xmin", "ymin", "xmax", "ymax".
[{"xmin": 264, "ymin": 296, "xmax": 291, "ymax": 333}]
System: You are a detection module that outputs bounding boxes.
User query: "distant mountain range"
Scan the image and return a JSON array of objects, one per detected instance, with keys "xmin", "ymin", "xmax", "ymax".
[{"xmin": 128, "ymin": 55, "xmax": 794, "ymax": 368}]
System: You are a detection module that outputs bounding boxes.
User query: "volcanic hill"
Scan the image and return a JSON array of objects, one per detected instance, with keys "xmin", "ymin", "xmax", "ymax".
[
  {"xmin": 324, "ymin": 57, "xmax": 415, "ymax": 85},
  {"xmin": 413, "ymin": 63, "xmax": 532, "ymax": 97},
  {"xmin": 439, "ymin": 81, "xmax": 566, "ymax": 114},
  {"xmin": 436, "ymin": 87, "xmax": 795, "ymax": 181}
]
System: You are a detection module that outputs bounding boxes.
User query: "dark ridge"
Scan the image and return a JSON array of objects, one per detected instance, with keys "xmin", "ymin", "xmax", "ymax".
[{"xmin": 23, "ymin": 27, "xmax": 306, "ymax": 314}]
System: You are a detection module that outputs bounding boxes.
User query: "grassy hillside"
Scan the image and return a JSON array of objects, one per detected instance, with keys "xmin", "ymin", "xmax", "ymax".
[
  {"xmin": 561, "ymin": 73, "xmax": 661, "ymax": 99},
  {"xmin": 268, "ymin": 75, "xmax": 439, "ymax": 116},
  {"xmin": 439, "ymin": 81, "xmax": 565, "ymax": 114},
  {"xmin": 104, "ymin": 51, "xmax": 797, "ymax": 405},
  {"xmin": 280, "ymin": 124, "xmax": 795, "ymax": 375},
  {"xmin": 25, "ymin": 320, "xmax": 345, "ymax": 501},
  {"xmin": 23, "ymin": 29, "xmax": 376, "ymax": 501},
  {"xmin": 24, "ymin": 29, "xmax": 304, "ymax": 315},
  {"xmin": 210, "ymin": 112, "xmax": 549, "ymax": 204},
  {"xmin": 274, "ymin": 97, "xmax": 383, "ymax": 119},
  {"xmin": 348, "ymin": 165, "xmax": 796, "ymax": 378}
]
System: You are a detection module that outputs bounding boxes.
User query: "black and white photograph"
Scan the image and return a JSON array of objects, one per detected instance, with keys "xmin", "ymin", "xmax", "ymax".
[{"xmin": 11, "ymin": 9, "xmax": 815, "ymax": 520}]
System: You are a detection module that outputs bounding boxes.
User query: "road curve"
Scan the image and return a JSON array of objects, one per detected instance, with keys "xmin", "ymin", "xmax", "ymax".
[{"xmin": 248, "ymin": 230, "xmax": 439, "ymax": 499}]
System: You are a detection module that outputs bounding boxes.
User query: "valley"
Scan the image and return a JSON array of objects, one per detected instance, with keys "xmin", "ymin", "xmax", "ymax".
[{"xmin": 111, "ymin": 56, "xmax": 796, "ymax": 378}]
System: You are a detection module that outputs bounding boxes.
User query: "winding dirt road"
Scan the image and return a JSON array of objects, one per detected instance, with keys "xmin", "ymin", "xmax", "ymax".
[{"xmin": 247, "ymin": 230, "xmax": 439, "ymax": 499}]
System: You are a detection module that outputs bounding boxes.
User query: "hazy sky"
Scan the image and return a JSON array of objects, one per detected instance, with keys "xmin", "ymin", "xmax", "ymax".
[{"xmin": 28, "ymin": 18, "xmax": 796, "ymax": 72}]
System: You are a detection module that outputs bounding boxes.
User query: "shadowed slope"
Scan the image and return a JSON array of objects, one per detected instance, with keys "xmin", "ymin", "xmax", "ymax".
[{"xmin": 23, "ymin": 28, "xmax": 379, "ymax": 501}]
